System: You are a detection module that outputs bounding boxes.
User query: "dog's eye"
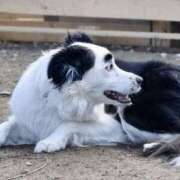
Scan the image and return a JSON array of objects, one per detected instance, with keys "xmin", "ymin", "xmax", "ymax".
[
  {"xmin": 105, "ymin": 64, "xmax": 113, "ymax": 71},
  {"xmin": 104, "ymin": 53, "xmax": 113, "ymax": 63}
]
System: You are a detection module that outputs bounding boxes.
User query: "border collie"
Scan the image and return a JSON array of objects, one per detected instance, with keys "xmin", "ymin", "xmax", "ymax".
[
  {"xmin": 106, "ymin": 53, "xmax": 180, "ymax": 167},
  {"xmin": 0, "ymin": 33, "xmax": 142, "ymax": 153}
]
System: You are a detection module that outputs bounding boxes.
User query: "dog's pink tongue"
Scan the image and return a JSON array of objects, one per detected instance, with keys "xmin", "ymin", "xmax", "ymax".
[{"xmin": 118, "ymin": 95, "xmax": 130, "ymax": 102}]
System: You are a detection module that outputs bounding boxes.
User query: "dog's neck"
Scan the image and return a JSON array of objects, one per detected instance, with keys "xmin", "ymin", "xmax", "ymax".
[{"xmin": 56, "ymin": 82, "xmax": 98, "ymax": 122}]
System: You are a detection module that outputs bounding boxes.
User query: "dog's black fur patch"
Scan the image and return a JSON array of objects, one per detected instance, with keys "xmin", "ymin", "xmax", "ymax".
[
  {"xmin": 64, "ymin": 32, "xmax": 93, "ymax": 46},
  {"xmin": 48, "ymin": 45, "xmax": 95, "ymax": 88},
  {"xmin": 104, "ymin": 104, "xmax": 118, "ymax": 114},
  {"xmin": 110, "ymin": 60, "xmax": 180, "ymax": 133}
]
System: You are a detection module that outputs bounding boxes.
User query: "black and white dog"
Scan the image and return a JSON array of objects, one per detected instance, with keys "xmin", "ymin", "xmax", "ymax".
[
  {"xmin": 106, "ymin": 50, "xmax": 180, "ymax": 166},
  {"xmin": 1, "ymin": 32, "xmax": 180, "ymax": 166},
  {"xmin": 0, "ymin": 33, "xmax": 142, "ymax": 153}
]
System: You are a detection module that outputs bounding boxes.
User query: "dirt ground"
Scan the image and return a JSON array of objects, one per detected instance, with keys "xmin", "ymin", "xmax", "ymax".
[{"xmin": 0, "ymin": 43, "xmax": 180, "ymax": 180}]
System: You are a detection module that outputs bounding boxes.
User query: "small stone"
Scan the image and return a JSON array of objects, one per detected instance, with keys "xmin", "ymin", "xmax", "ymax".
[
  {"xmin": 146, "ymin": 47, "xmax": 151, "ymax": 52},
  {"xmin": 176, "ymin": 53, "xmax": 180, "ymax": 57},
  {"xmin": 53, "ymin": 177, "xmax": 60, "ymax": 180},
  {"xmin": 26, "ymin": 161, "xmax": 32, "ymax": 166},
  {"xmin": 21, "ymin": 169, "xmax": 29, "ymax": 174},
  {"xmin": 0, "ymin": 91, "xmax": 11, "ymax": 97},
  {"xmin": 129, "ymin": 49, "xmax": 134, "ymax": 53},
  {"xmin": 160, "ymin": 52, "xmax": 167, "ymax": 58}
]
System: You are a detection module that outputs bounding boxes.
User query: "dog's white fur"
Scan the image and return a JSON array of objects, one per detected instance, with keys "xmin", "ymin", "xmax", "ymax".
[{"xmin": 0, "ymin": 42, "xmax": 141, "ymax": 153}]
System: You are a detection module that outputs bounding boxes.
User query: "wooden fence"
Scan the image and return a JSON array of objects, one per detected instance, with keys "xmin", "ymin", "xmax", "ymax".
[{"xmin": 0, "ymin": 0, "xmax": 180, "ymax": 47}]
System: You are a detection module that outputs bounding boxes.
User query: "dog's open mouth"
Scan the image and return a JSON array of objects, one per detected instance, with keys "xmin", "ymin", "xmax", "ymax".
[{"xmin": 104, "ymin": 90, "xmax": 131, "ymax": 104}]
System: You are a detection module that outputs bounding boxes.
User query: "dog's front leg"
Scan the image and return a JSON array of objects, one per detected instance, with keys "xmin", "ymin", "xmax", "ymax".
[
  {"xmin": 0, "ymin": 116, "xmax": 16, "ymax": 146},
  {"xmin": 34, "ymin": 119, "xmax": 127, "ymax": 153},
  {"xmin": 34, "ymin": 123, "xmax": 73, "ymax": 153},
  {"xmin": 34, "ymin": 121, "xmax": 92, "ymax": 153}
]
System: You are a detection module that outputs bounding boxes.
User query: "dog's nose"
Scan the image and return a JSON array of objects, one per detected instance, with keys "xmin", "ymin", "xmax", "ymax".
[{"xmin": 136, "ymin": 77, "xmax": 143, "ymax": 86}]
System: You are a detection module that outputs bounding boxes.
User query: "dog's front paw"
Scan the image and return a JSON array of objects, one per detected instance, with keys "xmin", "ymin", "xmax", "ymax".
[
  {"xmin": 169, "ymin": 156, "xmax": 180, "ymax": 167},
  {"xmin": 143, "ymin": 140, "xmax": 180, "ymax": 167},
  {"xmin": 143, "ymin": 142, "xmax": 162, "ymax": 156},
  {"xmin": 143, "ymin": 139, "xmax": 180, "ymax": 157},
  {"xmin": 34, "ymin": 139, "xmax": 67, "ymax": 153}
]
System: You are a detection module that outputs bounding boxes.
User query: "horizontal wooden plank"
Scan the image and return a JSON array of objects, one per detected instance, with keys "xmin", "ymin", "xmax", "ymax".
[
  {"xmin": 0, "ymin": 12, "xmax": 42, "ymax": 19},
  {"xmin": 0, "ymin": 0, "xmax": 180, "ymax": 22},
  {"xmin": 0, "ymin": 26, "xmax": 179, "ymax": 40},
  {"xmin": 0, "ymin": 32, "xmax": 150, "ymax": 46},
  {"xmin": 0, "ymin": 19, "xmax": 150, "ymax": 31},
  {"xmin": 0, "ymin": 26, "xmax": 150, "ymax": 45}
]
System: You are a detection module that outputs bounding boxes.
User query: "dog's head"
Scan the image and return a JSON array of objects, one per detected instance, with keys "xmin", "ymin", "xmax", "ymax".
[{"xmin": 48, "ymin": 33, "xmax": 142, "ymax": 106}]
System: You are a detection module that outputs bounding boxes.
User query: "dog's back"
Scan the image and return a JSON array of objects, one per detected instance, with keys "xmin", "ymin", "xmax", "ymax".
[
  {"xmin": 106, "ymin": 60, "xmax": 180, "ymax": 135},
  {"xmin": 115, "ymin": 60, "xmax": 180, "ymax": 134}
]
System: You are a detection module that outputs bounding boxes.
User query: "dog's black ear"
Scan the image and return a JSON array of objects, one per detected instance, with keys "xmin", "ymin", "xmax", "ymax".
[
  {"xmin": 64, "ymin": 32, "xmax": 93, "ymax": 46},
  {"xmin": 48, "ymin": 45, "xmax": 94, "ymax": 88},
  {"xmin": 48, "ymin": 50, "xmax": 81, "ymax": 88}
]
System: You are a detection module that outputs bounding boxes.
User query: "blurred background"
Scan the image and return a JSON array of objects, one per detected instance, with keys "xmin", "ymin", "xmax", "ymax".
[
  {"xmin": 0, "ymin": 0, "xmax": 180, "ymax": 48},
  {"xmin": 1, "ymin": 1, "xmax": 180, "ymax": 180}
]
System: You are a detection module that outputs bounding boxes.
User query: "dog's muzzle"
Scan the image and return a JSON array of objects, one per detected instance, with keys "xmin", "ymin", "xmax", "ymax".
[{"xmin": 104, "ymin": 76, "xmax": 143, "ymax": 105}]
